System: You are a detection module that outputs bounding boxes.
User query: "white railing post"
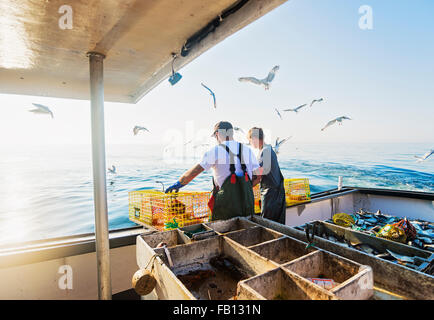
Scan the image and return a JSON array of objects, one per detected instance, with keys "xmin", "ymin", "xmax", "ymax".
[{"xmin": 88, "ymin": 51, "xmax": 112, "ymax": 300}]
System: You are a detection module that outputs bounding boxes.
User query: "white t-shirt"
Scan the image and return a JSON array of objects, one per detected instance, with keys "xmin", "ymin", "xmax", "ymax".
[{"xmin": 199, "ymin": 141, "xmax": 260, "ymax": 188}]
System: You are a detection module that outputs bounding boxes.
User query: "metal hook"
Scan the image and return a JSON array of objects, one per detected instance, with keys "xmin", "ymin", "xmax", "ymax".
[
  {"xmin": 168, "ymin": 52, "xmax": 182, "ymax": 85},
  {"xmin": 170, "ymin": 53, "xmax": 177, "ymax": 75}
]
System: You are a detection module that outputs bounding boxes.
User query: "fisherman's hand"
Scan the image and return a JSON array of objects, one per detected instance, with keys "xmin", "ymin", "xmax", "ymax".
[{"xmin": 165, "ymin": 181, "xmax": 185, "ymax": 193}]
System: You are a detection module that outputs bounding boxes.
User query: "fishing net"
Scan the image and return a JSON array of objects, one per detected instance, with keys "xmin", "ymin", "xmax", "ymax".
[
  {"xmin": 332, "ymin": 213, "xmax": 355, "ymax": 228},
  {"xmin": 376, "ymin": 224, "xmax": 407, "ymax": 243},
  {"xmin": 393, "ymin": 218, "xmax": 417, "ymax": 241}
]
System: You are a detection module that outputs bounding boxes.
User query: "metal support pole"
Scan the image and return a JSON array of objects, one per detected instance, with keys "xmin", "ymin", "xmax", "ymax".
[{"xmin": 88, "ymin": 51, "xmax": 112, "ymax": 300}]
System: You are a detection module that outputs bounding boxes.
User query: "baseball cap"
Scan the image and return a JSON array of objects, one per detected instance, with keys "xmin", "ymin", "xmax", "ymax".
[{"xmin": 211, "ymin": 121, "xmax": 233, "ymax": 137}]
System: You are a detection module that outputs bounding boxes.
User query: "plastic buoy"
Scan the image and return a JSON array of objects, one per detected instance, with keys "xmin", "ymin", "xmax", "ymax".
[{"xmin": 132, "ymin": 268, "xmax": 157, "ymax": 296}]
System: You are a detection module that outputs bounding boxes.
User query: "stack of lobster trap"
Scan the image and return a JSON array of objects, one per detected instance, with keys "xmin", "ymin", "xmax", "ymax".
[{"xmin": 129, "ymin": 178, "xmax": 311, "ymax": 230}]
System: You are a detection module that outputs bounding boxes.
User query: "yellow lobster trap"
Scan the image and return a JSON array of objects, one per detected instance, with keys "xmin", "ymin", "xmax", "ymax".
[
  {"xmin": 252, "ymin": 178, "xmax": 311, "ymax": 214},
  {"xmin": 284, "ymin": 178, "xmax": 311, "ymax": 206},
  {"xmin": 129, "ymin": 189, "xmax": 212, "ymax": 231}
]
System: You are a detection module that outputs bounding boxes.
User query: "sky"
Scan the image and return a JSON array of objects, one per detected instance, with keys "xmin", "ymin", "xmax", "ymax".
[{"xmin": 0, "ymin": 0, "xmax": 433, "ymax": 149}]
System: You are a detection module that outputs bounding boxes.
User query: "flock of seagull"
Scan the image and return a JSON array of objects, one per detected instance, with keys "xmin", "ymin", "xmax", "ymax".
[
  {"xmin": 27, "ymin": 63, "xmax": 434, "ymax": 166},
  {"xmin": 240, "ymin": 66, "xmax": 352, "ymax": 133},
  {"xmin": 235, "ymin": 65, "xmax": 352, "ymax": 152}
]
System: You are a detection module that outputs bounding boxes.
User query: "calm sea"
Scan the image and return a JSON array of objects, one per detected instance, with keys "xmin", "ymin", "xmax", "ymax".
[{"xmin": 0, "ymin": 142, "xmax": 433, "ymax": 245}]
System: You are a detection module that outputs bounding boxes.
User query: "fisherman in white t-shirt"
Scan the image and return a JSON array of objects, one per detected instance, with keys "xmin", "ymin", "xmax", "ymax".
[{"xmin": 165, "ymin": 121, "xmax": 261, "ymax": 220}]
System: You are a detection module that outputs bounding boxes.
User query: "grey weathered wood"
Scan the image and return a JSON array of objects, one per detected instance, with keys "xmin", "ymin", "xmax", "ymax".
[{"xmin": 252, "ymin": 216, "xmax": 434, "ymax": 300}]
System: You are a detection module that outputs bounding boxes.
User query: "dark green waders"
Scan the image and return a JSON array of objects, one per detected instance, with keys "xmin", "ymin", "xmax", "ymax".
[{"xmin": 208, "ymin": 143, "xmax": 255, "ymax": 221}]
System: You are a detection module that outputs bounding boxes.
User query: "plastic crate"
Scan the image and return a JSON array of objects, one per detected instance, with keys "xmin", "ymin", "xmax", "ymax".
[
  {"xmin": 253, "ymin": 184, "xmax": 261, "ymax": 214},
  {"xmin": 129, "ymin": 189, "xmax": 212, "ymax": 231},
  {"xmin": 284, "ymin": 178, "xmax": 311, "ymax": 206}
]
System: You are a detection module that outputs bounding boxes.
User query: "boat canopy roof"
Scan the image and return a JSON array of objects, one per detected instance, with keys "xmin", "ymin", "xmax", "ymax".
[{"xmin": 0, "ymin": 0, "xmax": 286, "ymax": 103}]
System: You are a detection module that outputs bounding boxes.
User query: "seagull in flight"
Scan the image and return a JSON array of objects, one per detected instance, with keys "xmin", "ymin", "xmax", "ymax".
[
  {"xmin": 184, "ymin": 140, "xmax": 193, "ymax": 146},
  {"xmin": 275, "ymin": 108, "xmax": 283, "ymax": 120},
  {"xmin": 310, "ymin": 98, "xmax": 324, "ymax": 107},
  {"xmin": 29, "ymin": 103, "xmax": 54, "ymax": 118},
  {"xmin": 133, "ymin": 126, "xmax": 150, "ymax": 135},
  {"xmin": 321, "ymin": 116, "xmax": 352, "ymax": 131},
  {"xmin": 234, "ymin": 127, "xmax": 249, "ymax": 143},
  {"xmin": 282, "ymin": 104, "xmax": 307, "ymax": 114},
  {"xmin": 234, "ymin": 127, "xmax": 245, "ymax": 134},
  {"xmin": 273, "ymin": 136, "xmax": 292, "ymax": 154},
  {"xmin": 238, "ymin": 65, "xmax": 279, "ymax": 90},
  {"xmin": 164, "ymin": 145, "xmax": 174, "ymax": 153},
  {"xmin": 201, "ymin": 83, "xmax": 216, "ymax": 109},
  {"xmin": 108, "ymin": 165, "xmax": 116, "ymax": 174},
  {"xmin": 155, "ymin": 180, "xmax": 165, "ymax": 192},
  {"xmin": 164, "ymin": 140, "xmax": 193, "ymax": 152},
  {"xmin": 193, "ymin": 143, "xmax": 210, "ymax": 150},
  {"xmin": 414, "ymin": 149, "xmax": 434, "ymax": 162}
]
